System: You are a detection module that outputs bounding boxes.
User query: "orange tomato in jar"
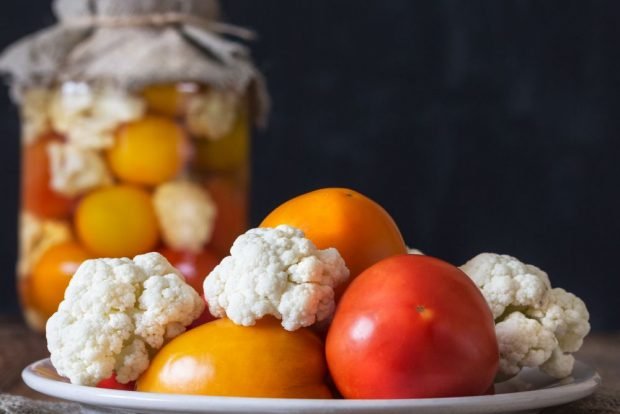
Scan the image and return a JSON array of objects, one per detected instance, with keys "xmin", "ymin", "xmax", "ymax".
[
  {"xmin": 137, "ymin": 317, "xmax": 332, "ymax": 398},
  {"xmin": 75, "ymin": 185, "xmax": 159, "ymax": 258},
  {"xmin": 260, "ymin": 188, "xmax": 407, "ymax": 291},
  {"xmin": 30, "ymin": 241, "xmax": 93, "ymax": 318},
  {"xmin": 107, "ymin": 116, "xmax": 186, "ymax": 186},
  {"xmin": 22, "ymin": 134, "xmax": 73, "ymax": 219}
]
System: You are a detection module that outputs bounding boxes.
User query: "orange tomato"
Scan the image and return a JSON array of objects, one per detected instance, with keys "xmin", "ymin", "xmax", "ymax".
[
  {"xmin": 137, "ymin": 318, "xmax": 332, "ymax": 398},
  {"xmin": 22, "ymin": 134, "xmax": 73, "ymax": 219},
  {"xmin": 75, "ymin": 185, "xmax": 160, "ymax": 258},
  {"xmin": 260, "ymin": 188, "xmax": 407, "ymax": 288},
  {"xmin": 204, "ymin": 177, "xmax": 249, "ymax": 257},
  {"xmin": 107, "ymin": 116, "xmax": 185, "ymax": 186},
  {"xmin": 30, "ymin": 241, "xmax": 93, "ymax": 318}
]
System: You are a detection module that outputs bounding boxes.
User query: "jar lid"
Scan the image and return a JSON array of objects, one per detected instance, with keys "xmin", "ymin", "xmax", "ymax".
[
  {"xmin": 0, "ymin": 0, "xmax": 269, "ymax": 126},
  {"xmin": 54, "ymin": 0, "xmax": 220, "ymax": 22}
]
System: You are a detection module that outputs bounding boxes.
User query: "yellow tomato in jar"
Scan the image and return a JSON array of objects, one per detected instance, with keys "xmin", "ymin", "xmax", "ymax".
[
  {"xmin": 30, "ymin": 241, "xmax": 93, "ymax": 318},
  {"xmin": 107, "ymin": 116, "xmax": 185, "ymax": 186},
  {"xmin": 141, "ymin": 83, "xmax": 198, "ymax": 117},
  {"xmin": 75, "ymin": 185, "xmax": 159, "ymax": 258},
  {"xmin": 193, "ymin": 109, "xmax": 250, "ymax": 173},
  {"xmin": 137, "ymin": 317, "xmax": 332, "ymax": 398}
]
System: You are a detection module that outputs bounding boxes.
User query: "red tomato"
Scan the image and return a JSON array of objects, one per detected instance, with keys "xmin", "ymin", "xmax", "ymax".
[
  {"xmin": 159, "ymin": 248, "xmax": 221, "ymax": 295},
  {"xmin": 160, "ymin": 248, "xmax": 222, "ymax": 328},
  {"xmin": 96, "ymin": 374, "xmax": 135, "ymax": 391},
  {"xmin": 326, "ymin": 254, "xmax": 498, "ymax": 399},
  {"xmin": 204, "ymin": 177, "xmax": 248, "ymax": 257},
  {"xmin": 22, "ymin": 134, "xmax": 73, "ymax": 219}
]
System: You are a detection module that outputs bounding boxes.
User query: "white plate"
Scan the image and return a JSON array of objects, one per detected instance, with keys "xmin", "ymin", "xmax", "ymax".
[{"xmin": 23, "ymin": 358, "xmax": 600, "ymax": 414}]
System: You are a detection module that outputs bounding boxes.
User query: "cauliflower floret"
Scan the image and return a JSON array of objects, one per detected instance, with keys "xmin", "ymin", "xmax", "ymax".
[
  {"xmin": 19, "ymin": 213, "xmax": 72, "ymax": 330},
  {"xmin": 153, "ymin": 181, "xmax": 217, "ymax": 252},
  {"xmin": 49, "ymin": 82, "xmax": 94, "ymax": 132},
  {"xmin": 527, "ymin": 288, "xmax": 590, "ymax": 353},
  {"xmin": 407, "ymin": 247, "xmax": 424, "ymax": 255},
  {"xmin": 47, "ymin": 141, "xmax": 113, "ymax": 196},
  {"xmin": 204, "ymin": 225, "xmax": 349, "ymax": 331},
  {"xmin": 540, "ymin": 348, "xmax": 575, "ymax": 379},
  {"xmin": 494, "ymin": 312, "xmax": 557, "ymax": 381},
  {"xmin": 460, "ymin": 253, "xmax": 550, "ymax": 319},
  {"xmin": 18, "ymin": 212, "xmax": 72, "ymax": 278},
  {"xmin": 46, "ymin": 252, "xmax": 204, "ymax": 386},
  {"xmin": 20, "ymin": 88, "xmax": 52, "ymax": 144},
  {"xmin": 186, "ymin": 89, "xmax": 240, "ymax": 141},
  {"xmin": 50, "ymin": 83, "xmax": 145, "ymax": 149},
  {"xmin": 460, "ymin": 253, "xmax": 590, "ymax": 381}
]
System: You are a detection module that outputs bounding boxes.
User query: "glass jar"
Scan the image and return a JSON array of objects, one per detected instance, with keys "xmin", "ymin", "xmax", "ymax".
[{"xmin": 1, "ymin": 0, "xmax": 268, "ymax": 331}]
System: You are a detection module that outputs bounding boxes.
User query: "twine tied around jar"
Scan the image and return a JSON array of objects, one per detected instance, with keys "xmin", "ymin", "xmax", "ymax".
[
  {"xmin": 62, "ymin": 12, "xmax": 256, "ymax": 40},
  {"xmin": 0, "ymin": 0, "xmax": 270, "ymax": 125}
]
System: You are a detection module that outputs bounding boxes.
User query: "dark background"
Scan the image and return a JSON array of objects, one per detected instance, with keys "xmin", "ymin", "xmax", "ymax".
[{"xmin": 1, "ymin": 1, "xmax": 618, "ymax": 330}]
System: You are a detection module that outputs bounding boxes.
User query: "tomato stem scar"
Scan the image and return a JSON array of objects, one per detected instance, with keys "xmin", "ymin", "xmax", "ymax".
[{"xmin": 416, "ymin": 305, "xmax": 425, "ymax": 313}]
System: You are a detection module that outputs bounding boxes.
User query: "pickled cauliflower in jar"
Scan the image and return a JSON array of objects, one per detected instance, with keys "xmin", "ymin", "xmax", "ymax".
[
  {"xmin": 14, "ymin": 83, "xmax": 252, "ymax": 330},
  {"xmin": 0, "ymin": 0, "xmax": 268, "ymax": 331}
]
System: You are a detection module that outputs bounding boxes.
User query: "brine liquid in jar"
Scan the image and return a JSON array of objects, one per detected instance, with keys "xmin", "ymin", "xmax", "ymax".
[{"xmin": 17, "ymin": 82, "xmax": 250, "ymax": 330}]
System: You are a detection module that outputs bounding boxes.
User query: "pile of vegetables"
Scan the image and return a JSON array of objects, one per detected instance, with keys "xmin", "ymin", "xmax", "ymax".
[{"xmin": 46, "ymin": 187, "xmax": 590, "ymax": 399}]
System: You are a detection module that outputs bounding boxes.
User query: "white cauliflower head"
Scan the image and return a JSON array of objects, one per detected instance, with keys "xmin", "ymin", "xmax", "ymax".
[
  {"xmin": 47, "ymin": 141, "xmax": 113, "ymax": 197},
  {"xmin": 18, "ymin": 212, "xmax": 72, "ymax": 279},
  {"xmin": 46, "ymin": 252, "xmax": 204, "ymax": 386},
  {"xmin": 203, "ymin": 225, "xmax": 349, "ymax": 331},
  {"xmin": 153, "ymin": 181, "xmax": 217, "ymax": 252},
  {"xmin": 20, "ymin": 88, "xmax": 52, "ymax": 145},
  {"xmin": 494, "ymin": 312, "xmax": 556, "ymax": 381},
  {"xmin": 50, "ymin": 83, "xmax": 145, "ymax": 149},
  {"xmin": 18, "ymin": 213, "xmax": 73, "ymax": 330},
  {"xmin": 460, "ymin": 253, "xmax": 550, "ymax": 319},
  {"xmin": 527, "ymin": 287, "xmax": 590, "ymax": 353},
  {"xmin": 186, "ymin": 89, "xmax": 240, "ymax": 141},
  {"xmin": 406, "ymin": 247, "xmax": 424, "ymax": 255},
  {"xmin": 460, "ymin": 253, "xmax": 590, "ymax": 381}
]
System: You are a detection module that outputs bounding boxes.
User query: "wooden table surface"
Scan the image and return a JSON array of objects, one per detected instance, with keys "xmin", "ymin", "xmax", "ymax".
[{"xmin": 1, "ymin": 316, "xmax": 618, "ymax": 412}]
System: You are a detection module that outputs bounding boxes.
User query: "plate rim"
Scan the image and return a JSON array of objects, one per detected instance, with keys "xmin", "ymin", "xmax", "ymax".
[{"xmin": 22, "ymin": 358, "xmax": 601, "ymax": 413}]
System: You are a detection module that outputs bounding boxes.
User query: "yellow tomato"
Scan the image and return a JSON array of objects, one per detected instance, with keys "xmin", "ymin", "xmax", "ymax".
[
  {"xmin": 193, "ymin": 109, "xmax": 249, "ymax": 173},
  {"xmin": 141, "ymin": 83, "xmax": 197, "ymax": 117},
  {"xmin": 137, "ymin": 318, "xmax": 332, "ymax": 398},
  {"xmin": 107, "ymin": 116, "xmax": 185, "ymax": 186},
  {"xmin": 75, "ymin": 185, "xmax": 159, "ymax": 258},
  {"xmin": 30, "ymin": 241, "xmax": 93, "ymax": 318}
]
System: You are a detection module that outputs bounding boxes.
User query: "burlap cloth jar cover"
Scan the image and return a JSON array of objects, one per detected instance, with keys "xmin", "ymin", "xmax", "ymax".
[
  {"xmin": 0, "ymin": 0, "xmax": 269, "ymax": 123},
  {"xmin": 0, "ymin": 0, "xmax": 268, "ymax": 332}
]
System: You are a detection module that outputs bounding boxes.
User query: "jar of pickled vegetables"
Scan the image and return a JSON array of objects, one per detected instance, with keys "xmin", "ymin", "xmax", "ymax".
[{"xmin": 0, "ymin": 0, "xmax": 269, "ymax": 330}]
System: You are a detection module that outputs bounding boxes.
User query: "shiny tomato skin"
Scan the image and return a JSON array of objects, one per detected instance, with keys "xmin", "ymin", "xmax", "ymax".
[
  {"xmin": 22, "ymin": 134, "xmax": 74, "ymax": 219},
  {"xmin": 160, "ymin": 248, "xmax": 221, "ymax": 328},
  {"xmin": 96, "ymin": 374, "xmax": 135, "ymax": 391},
  {"xmin": 326, "ymin": 254, "xmax": 498, "ymax": 399},
  {"xmin": 159, "ymin": 248, "xmax": 220, "ymax": 295}
]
